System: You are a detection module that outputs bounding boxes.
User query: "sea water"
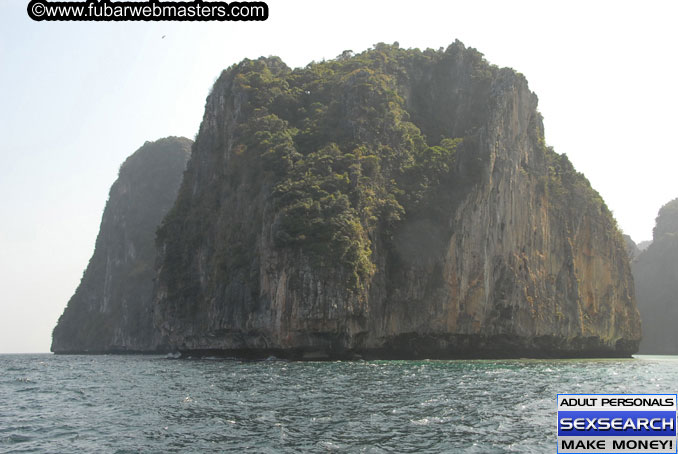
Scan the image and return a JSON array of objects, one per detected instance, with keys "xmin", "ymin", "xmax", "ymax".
[{"xmin": 1, "ymin": 354, "xmax": 677, "ymax": 453}]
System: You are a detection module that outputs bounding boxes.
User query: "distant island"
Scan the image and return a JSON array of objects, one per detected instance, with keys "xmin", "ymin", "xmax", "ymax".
[
  {"xmin": 52, "ymin": 41, "xmax": 641, "ymax": 359},
  {"xmin": 632, "ymin": 198, "xmax": 678, "ymax": 354},
  {"xmin": 52, "ymin": 137, "xmax": 192, "ymax": 353}
]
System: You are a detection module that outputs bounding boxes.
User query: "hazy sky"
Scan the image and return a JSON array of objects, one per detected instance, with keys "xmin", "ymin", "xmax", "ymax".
[{"xmin": 1, "ymin": 0, "xmax": 676, "ymax": 353}]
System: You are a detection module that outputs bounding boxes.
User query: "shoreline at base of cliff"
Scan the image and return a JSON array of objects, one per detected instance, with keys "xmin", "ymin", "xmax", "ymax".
[{"xmin": 53, "ymin": 333, "xmax": 638, "ymax": 360}]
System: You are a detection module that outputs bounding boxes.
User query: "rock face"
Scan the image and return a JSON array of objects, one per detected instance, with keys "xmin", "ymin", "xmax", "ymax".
[
  {"xmin": 151, "ymin": 42, "xmax": 640, "ymax": 359},
  {"xmin": 51, "ymin": 137, "xmax": 192, "ymax": 353},
  {"xmin": 637, "ymin": 240, "xmax": 652, "ymax": 251},
  {"xmin": 623, "ymin": 235, "xmax": 642, "ymax": 261},
  {"xmin": 633, "ymin": 198, "xmax": 678, "ymax": 354}
]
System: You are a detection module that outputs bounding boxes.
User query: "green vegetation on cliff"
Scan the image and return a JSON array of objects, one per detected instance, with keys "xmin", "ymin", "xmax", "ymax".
[
  {"xmin": 50, "ymin": 41, "xmax": 640, "ymax": 358},
  {"xmin": 158, "ymin": 43, "xmax": 483, "ymax": 291},
  {"xmin": 152, "ymin": 42, "xmax": 638, "ymax": 358}
]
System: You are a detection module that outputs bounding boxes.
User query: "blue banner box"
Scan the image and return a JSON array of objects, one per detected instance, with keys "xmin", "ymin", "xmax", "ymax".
[
  {"xmin": 558, "ymin": 411, "xmax": 676, "ymax": 437},
  {"xmin": 557, "ymin": 394, "xmax": 678, "ymax": 454}
]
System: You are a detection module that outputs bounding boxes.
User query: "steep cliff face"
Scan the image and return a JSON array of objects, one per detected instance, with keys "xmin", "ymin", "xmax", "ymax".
[
  {"xmin": 633, "ymin": 198, "xmax": 678, "ymax": 354},
  {"xmin": 153, "ymin": 42, "xmax": 640, "ymax": 358},
  {"xmin": 52, "ymin": 137, "xmax": 192, "ymax": 353}
]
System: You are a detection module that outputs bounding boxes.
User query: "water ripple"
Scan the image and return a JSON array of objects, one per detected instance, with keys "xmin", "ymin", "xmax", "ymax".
[{"xmin": 0, "ymin": 355, "xmax": 677, "ymax": 452}]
